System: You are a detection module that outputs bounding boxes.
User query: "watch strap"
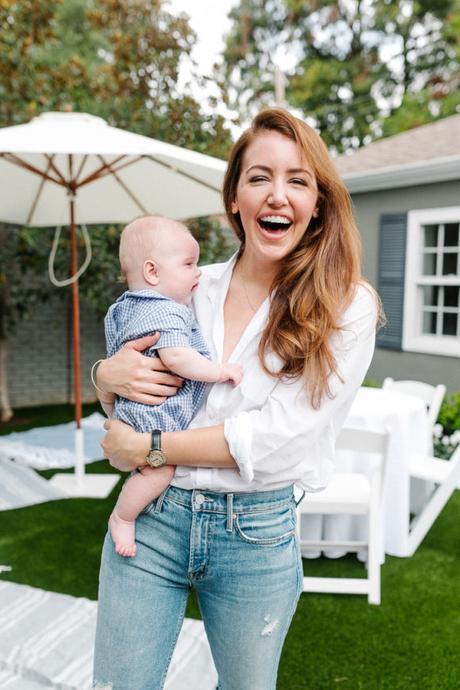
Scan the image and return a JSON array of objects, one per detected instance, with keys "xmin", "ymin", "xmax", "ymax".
[{"xmin": 151, "ymin": 430, "xmax": 162, "ymax": 451}]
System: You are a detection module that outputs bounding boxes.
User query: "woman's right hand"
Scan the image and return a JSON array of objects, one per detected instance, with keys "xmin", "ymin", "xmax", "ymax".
[{"xmin": 96, "ymin": 334, "xmax": 183, "ymax": 405}]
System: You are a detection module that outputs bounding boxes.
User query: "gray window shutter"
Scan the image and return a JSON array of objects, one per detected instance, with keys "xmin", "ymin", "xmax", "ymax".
[{"xmin": 377, "ymin": 213, "xmax": 407, "ymax": 349}]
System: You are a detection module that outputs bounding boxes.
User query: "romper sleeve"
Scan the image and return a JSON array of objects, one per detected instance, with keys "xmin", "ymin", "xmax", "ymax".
[{"xmin": 223, "ymin": 284, "xmax": 378, "ymax": 490}]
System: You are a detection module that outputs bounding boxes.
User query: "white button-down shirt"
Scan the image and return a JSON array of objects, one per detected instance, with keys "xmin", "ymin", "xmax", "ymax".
[{"xmin": 171, "ymin": 254, "xmax": 377, "ymax": 493}]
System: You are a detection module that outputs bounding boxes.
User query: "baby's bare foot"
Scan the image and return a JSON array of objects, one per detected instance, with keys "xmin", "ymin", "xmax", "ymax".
[{"xmin": 109, "ymin": 510, "xmax": 137, "ymax": 558}]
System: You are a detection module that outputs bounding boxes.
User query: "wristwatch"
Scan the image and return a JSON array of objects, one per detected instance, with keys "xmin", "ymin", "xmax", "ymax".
[{"xmin": 145, "ymin": 430, "xmax": 167, "ymax": 468}]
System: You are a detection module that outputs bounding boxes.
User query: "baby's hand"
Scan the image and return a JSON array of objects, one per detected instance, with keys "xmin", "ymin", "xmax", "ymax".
[{"xmin": 219, "ymin": 363, "xmax": 243, "ymax": 386}]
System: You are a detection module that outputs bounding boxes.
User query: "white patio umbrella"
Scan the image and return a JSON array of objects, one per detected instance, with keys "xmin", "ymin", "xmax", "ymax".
[{"xmin": 0, "ymin": 111, "xmax": 226, "ymax": 497}]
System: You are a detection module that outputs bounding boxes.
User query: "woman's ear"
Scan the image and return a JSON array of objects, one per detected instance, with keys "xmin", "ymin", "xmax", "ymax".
[
  {"xmin": 231, "ymin": 198, "xmax": 239, "ymax": 214},
  {"xmin": 143, "ymin": 259, "xmax": 159, "ymax": 286}
]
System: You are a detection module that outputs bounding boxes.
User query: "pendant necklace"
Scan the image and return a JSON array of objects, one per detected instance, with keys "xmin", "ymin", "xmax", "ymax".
[{"xmin": 237, "ymin": 264, "xmax": 260, "ymax": 313}]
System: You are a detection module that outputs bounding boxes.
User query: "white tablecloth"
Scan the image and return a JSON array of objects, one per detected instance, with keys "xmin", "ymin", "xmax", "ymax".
[{"xmin": 300, "ymin": 387, "xmax": 431, "ymax": 559}]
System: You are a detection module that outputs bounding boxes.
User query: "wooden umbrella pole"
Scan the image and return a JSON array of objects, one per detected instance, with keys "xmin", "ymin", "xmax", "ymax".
[{"xmin": 69, "ymin": 193, "xmax": 82, "ymax": 430}]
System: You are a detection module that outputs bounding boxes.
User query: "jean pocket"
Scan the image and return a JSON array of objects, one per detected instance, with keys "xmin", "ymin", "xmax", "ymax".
[
  {"xmin": 140, "ymin": 498, "xmax": 158, "ymax": 516},
  {"xmin": 235, "ymin": 504, "xmax": 296, "ymax": 546}
]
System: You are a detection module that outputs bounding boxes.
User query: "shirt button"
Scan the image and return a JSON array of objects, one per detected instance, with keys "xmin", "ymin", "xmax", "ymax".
[{"xmin": 195, "ymin": 493, "xmax": 205, "ymax": 505}]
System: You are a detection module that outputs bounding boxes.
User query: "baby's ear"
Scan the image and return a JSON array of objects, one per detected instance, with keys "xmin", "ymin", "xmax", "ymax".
[{"xmin": 143, "ymin": 259, "xmax": 159, "ymax": 286}]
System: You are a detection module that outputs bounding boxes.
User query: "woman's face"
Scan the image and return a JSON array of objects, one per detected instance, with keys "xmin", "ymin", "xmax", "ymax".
[{"xmin": 231, "ymin": 129, "xmax": 318, "ymax": 266}]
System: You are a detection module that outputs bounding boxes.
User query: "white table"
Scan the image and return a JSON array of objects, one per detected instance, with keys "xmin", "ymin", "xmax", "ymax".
[{"xmin": 301, "ymin": 387, "xmax": 431, "ymax": 559}]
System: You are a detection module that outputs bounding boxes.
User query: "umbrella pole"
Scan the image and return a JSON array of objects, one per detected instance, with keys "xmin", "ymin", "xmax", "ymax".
[{"xmin": 69, "ymin": 193, "xmax": 84, "ymax": 484}]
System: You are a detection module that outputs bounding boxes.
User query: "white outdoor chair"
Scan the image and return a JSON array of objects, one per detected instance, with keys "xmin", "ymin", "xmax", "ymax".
[
  {"xmin": 382, "ymin": 378, "xmax": 446, "ymax": 438},
  {"xmin": 382, "ymin": 378, "xmax": 460, "ymax": 553},
  {"xmin": 405, "ymin": 445, "xmax": 460, "ymax": 556},
  {"xmin": 297, "ymin": 427, "xmax": 390, "ymax": 605}
]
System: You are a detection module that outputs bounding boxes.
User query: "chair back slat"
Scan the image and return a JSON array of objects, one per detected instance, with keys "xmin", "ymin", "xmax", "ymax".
[{"xmin": 382, "ymin": 378, "xmax": 446, "ymax": 428}]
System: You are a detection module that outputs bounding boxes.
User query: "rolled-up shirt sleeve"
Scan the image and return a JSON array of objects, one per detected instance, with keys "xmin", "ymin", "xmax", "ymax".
[{"xmin": 224, "ymin": 284, "xmax": 378, "ymax": 490}]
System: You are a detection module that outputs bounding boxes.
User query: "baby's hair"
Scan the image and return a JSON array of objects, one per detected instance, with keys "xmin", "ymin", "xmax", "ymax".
[{"xmin": 119, "ymin": 215, "xmax": 190, "ymax": 283}]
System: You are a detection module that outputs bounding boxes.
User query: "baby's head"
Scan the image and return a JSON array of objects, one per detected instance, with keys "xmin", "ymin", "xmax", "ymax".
[{"xmin": 119, "ymin": 215, "xmax": 201, "ymax": 305}]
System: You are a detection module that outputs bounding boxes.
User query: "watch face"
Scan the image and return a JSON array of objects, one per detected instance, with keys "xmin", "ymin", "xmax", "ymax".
[{"xmin": 146, "ymin": 449, "xmax": 166, "ymax": 467}]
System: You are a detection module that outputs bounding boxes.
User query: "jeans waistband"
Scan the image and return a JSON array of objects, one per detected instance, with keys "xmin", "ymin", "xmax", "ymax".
[{"xmin": 155, "ymin": 484, "xmax": 294, "ymax": 517}]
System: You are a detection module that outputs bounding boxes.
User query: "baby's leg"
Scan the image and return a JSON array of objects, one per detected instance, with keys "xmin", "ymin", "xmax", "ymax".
[{"xmin": 109, "ymin": 465, "xmax": 175, "ymax": 557}]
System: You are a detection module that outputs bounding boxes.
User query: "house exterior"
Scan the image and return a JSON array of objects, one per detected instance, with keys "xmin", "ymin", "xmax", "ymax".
[{"xmin": 335, "ymin": 114, "xmax": 460, "ymax": 392}]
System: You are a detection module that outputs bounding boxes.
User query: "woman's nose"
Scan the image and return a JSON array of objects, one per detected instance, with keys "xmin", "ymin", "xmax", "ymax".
[{"xmin": 268, "ymin": 182, "xmax": 287, "ymax": 206}]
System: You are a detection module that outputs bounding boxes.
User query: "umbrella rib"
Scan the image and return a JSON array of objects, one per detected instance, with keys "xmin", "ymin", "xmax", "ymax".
[
  {"xmin": 0, "ymin": 153, "xmax": 65, "ymax": 186},
  {"xmin": 98, "ymin": 155, "xmax": 144, "ymax": 177},
  {"xmin": 26, "ymin": 158, "xmax": 53, "ymax": 225},
  {"xmin": 97, "ymin": 154, "xmax": 148, "ymax": 214},
  {"xmin": 44, "ymin": 154, "xmax": 68, "ymax": 186},
  {"xmin": 74, "ymin": 154, "xmax": 89, "ymax": 185},
  {"xmin": 77, "ymin": 154, "xmax": 128, "ymax": 187},
  {"xmin": 145, "ymin": 155, "xmax": 222, "ymax": 193}
]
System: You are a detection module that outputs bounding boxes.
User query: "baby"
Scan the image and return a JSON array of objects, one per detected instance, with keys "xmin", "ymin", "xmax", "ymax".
[{"xmin": 104, "ymin": 215, "xmax": 242, "ymax": 557}]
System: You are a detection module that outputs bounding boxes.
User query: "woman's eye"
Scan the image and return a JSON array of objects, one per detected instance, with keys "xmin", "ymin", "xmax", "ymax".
[
  {"xmin": 290, "ymin": 178, "xmax": 307, "ymax": 186},
  {"xmin": 249, "ymin": 175, "xmax": 268, "ymax": 183}
]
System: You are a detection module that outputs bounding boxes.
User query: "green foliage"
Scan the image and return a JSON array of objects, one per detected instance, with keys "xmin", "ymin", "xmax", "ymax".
[
  {"xmin": 437, "ymin": 392, "xmax": 460, "ymax": 435},
  {"xmin": 432, "ymin": 392, "xmax": 460, "ymax": 459},
  {"xmin": 362, "ymin": 376, "xmax": 381, "ymax": 388},
  {"xmin": 0, "ymin": 0, "xmax": 233, "ymax": 155},
  {"xmin": 188, "ymin": 217, "xmax": 238, "ymax": 267},
  {"xmin": 0, "ymin": 225, "xmax": 55, "ymax": 336},
  {"xmin": 221, "ymin": 0, "xmax": 460, "ymax": 152}
]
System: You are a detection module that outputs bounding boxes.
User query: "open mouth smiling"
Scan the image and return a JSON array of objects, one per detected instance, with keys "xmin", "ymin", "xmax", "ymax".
[{"xmin": 257, "ymin": 215, "xmax": 293, "ymax": 233}]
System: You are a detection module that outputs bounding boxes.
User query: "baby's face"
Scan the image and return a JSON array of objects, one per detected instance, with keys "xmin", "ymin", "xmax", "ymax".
[{"xmin": 154, "ymin": 231, "xmax": 201, "ymax": 305}]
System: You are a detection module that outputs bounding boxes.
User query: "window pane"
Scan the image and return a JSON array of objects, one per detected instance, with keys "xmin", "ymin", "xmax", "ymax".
[
  {"xmin": 442, "ymin": 312, "xmax": 458, "ymax": 336},
  {"xmin": 423, "ymin": 285, "xmax": 439, "ymax": 306},
  {"xmin": 424, "ymin": 224, "xmax": 438, "ymax": 247},
  {"xmin": 445, "ymin": 223, "xmax": 459, "ymax": 247},
  {"xmin": 442, "ymin": 252, "xmax": 458, "ymax": 276},
  {"xmin": 422, "ymin": 311, "xmax": 437, "ymax": 334},
  {"xmin": 444, "ymin": 286, "xmax": 459, "ymax": 308},
  {"xmin": 423, "ymin": 253, "xmax": 437, "ymax": 275}
]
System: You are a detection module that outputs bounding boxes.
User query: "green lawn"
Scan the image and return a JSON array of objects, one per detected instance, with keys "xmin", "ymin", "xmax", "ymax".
[{"xmin": 1, "ymin": 405, "xmax": 459, "ymax": 689}]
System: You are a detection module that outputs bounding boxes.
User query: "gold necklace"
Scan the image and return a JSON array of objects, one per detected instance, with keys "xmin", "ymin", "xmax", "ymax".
[{"xmin": 237, "ymin": 264, "xmax": 259, "ymax": 313}]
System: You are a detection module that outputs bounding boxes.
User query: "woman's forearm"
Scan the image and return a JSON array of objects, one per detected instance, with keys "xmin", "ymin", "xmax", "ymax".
[
  {"xmin": 102, "ymin": 419, "xmax": 237, "ymax": 472},
  {"xmin": 163, "ymin": 425, "xmax": 237, "ymax": 469}
]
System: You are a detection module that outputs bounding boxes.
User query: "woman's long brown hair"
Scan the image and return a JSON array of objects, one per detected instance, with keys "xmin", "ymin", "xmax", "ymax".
[{"xmin": 223, "ymin": 108, "xmax": 369, "ymax": 409}]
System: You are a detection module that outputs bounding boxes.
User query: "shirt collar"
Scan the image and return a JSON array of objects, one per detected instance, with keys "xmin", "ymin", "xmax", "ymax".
[
  {"xmin": 115, "ymin": 288, "xmax": 171, "ymax": 303},
  {"xmin": 203, "ymin": 252, "xmax": 238, "ymax": 307}
]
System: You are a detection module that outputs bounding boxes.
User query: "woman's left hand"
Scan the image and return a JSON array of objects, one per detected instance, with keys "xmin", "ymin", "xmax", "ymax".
[{"xmin": 101, "ymin": 419, "xmax": 150, "ymax": 472}]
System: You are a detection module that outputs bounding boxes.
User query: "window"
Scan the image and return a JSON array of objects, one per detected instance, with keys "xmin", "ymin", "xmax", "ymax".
[{"xmin": 403, "ymin": 207, "xmax": 460, "ymax": 357}]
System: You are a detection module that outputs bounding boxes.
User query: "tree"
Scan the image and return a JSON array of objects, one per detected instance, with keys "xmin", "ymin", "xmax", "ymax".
[
  {"xmin": 220, "ymin": 0, "xmax": 460, "ymax": 152},
  {"xmin": 0, "ymin": 0, "xmax": 233, "ymax": 419},
  {"xmin": 376, "ymin": 0, "xmax": 460, "ymax": 136}
]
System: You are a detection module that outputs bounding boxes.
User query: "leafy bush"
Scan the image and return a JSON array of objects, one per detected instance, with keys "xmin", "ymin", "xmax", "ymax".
[
  {"xmin": 434, "ymin": 392, "xmax": 460, "ymax": 459},
  {"xmin": 437, "ymin": 392, "xmax": 460, "ymax": 435},
  {"xmin": 363, "ymin": 377, "xmax": 380, "ymax": 388}
]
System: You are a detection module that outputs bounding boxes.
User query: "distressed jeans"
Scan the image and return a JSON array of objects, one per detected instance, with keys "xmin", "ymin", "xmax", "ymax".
[{"xmin": 93, "ymin": 484, "xmax": 303, "ymax": 690}]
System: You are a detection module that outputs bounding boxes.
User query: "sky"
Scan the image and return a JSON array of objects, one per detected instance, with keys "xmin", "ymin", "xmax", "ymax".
[{"xmin": 167, "ymin": 0, "xmax": 239, "ymax": 76}]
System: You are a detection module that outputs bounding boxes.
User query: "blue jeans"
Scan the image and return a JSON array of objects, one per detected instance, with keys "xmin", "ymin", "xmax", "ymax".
[{"xmin": 93, "ymin": 485, "xmax": 302, "ymax": 690}]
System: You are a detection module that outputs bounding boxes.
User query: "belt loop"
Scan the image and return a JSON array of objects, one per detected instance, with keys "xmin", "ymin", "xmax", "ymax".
[
  {"xmin": 226, "ymin": 493, "xmax": 234, "ymax": 532},
  {"xmin": 154, "ymin": 486, "xmax": 169, "ymax": 513}
]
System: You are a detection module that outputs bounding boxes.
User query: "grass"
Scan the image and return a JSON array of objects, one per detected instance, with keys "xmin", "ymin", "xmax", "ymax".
[{"xmin": 1, "ymin": 405, "xmax": 459, "ymax": 689}]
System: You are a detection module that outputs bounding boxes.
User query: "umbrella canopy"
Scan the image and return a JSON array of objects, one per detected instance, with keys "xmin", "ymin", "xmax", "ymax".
[
  {"xmin": 0, "ymin": 111, "xmax": 227, "ymax": 496},
  {"xmin": 0, "ymin": 111, "xmax": 226, "ymax": 225}
]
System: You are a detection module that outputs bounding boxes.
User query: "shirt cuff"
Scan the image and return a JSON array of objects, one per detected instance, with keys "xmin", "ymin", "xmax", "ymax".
[{"xmin": 224, "ymin": 412, "xmax": 254, "ymax": 483}]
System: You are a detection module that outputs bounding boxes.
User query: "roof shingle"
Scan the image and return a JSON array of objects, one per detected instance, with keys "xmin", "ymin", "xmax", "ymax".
[{"xmin": 334, "ymin": 114, "xmax": 460, "ymax": 175}]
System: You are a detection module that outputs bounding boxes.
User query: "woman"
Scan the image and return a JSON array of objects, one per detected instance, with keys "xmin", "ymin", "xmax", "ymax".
[{"xmin": 93, "ymin": 108, "xmax": 378, "ymax": 690}]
